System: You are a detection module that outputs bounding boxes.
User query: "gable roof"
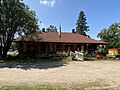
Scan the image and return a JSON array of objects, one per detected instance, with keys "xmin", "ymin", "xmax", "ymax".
[{"xmin": 15, "ymin": 32, "xmax": 106, "ymax": 44}]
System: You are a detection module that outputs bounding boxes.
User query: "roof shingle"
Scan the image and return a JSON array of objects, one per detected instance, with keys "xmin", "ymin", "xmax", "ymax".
[{"xmin": 15, "ymin": 32, "xmax": 106, "ymax": 44}]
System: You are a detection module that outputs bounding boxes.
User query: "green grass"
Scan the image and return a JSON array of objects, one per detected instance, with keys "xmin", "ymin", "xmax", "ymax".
[
  {"xmin": 0, "ymin": 82, "xmax": 119, "ymax": 90},
  {"xmin": 0, "ymin": 85, "xmax": 83, "ymax": 90},
  {"xmin": 0, "ymin": 85, "xmax": 117, "ymax": 90}
]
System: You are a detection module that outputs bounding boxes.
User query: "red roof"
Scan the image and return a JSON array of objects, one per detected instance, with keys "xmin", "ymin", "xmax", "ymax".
[{"xmin": 16, "ymin": 32, "xmax": 106, "ymax": 44}]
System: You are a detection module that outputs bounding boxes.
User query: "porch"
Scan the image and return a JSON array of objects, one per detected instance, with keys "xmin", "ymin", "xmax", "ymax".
[{"xmin": 17, "ymin": 41, "xmax": 98, "ymax": 56}]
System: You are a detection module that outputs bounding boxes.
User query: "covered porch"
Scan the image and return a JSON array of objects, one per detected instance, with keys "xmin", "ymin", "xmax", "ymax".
[{"xmin": 18, "ymin": 41, "xmax": 99, "ymax": 56}]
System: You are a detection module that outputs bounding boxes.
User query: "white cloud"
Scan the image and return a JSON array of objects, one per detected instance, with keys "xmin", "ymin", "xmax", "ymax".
[
  {"xmin": 40, "ymin": 0, "xmax": 56, "ymax": 7},
  {"xmin": 41, "ymin": 23, "xmax": 45, "ymax": 28}
]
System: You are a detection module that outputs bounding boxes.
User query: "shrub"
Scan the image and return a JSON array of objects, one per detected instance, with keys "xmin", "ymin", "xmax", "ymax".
[
  {"xmin": 70, "ymin": 51, "xmax": 75, "ymax": 60},
  {"xmin": 96, "ymin": 46, "xmax": 108, "ymax": 56}
]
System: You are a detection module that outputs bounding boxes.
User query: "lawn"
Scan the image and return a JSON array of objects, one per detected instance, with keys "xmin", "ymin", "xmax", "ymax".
[
  {"xmin": 0, "ymin": 85, "xmax": 69, "ymax": 90},
  {"xmin": 0, "ymin": 82, "xmax": 119, "ymax": 90}
]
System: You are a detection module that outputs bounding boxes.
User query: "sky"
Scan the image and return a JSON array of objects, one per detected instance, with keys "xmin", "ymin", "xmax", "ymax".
[{"xmin": 23, "ymin": 0, "xmax": 120, "ymax": 39}]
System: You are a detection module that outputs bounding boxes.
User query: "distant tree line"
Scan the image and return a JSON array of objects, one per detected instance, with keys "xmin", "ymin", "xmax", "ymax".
[{"xmin": 42, "ymin": 25, "xmax": 58, "ymax": 32}]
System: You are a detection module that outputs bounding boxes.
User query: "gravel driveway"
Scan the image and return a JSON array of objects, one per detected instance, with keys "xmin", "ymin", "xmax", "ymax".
[{"xmin": 0, "ymin": 61, "xmax": 120, "ymax": 87}]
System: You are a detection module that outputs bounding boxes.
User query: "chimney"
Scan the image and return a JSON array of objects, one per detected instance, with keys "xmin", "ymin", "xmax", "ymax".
[{"xmin": 72, "ymin": 29, "xmax": 75, "ymax": 33}]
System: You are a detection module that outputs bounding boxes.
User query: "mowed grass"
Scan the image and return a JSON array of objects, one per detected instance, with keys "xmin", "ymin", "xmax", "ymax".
[
  {"xmin": 0, "ymin": 82, "xmax": 119, "ymax": 90},
  {"xmin": 0, "ymin": 85, "xmax": 82, "ymax": 90}
]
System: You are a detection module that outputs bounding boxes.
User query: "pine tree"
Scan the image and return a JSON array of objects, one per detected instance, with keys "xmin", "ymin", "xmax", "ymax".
[{"xmin": 76, "ymin": 11, "xmax": 90, "ymax": 36}]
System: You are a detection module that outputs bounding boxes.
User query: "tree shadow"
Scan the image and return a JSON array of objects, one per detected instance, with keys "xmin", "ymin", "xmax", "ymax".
[
  {"xmin": 0, "ymin": 61, "xmax": 67, "ymax": 70},
  {"xmin": 0, "ymin": 57, "xmax": 68, "ymax": 70}
]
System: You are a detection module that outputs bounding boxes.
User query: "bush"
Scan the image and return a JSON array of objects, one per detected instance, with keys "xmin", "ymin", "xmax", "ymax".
[
  {"xmin": 96, "ymin": 46, "xmax": 108, "ymax": 56},
  {"xmin": 70, "ymin": 51, "xmax": 75, "ymax": 60}
]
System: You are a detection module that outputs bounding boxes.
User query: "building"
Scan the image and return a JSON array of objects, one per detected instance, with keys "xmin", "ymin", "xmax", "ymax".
[
  {"xmin": 108, "ymin": 48, "xmax": 120, "ymax": 57},
  {"xmin": 15, "ymin": 32, "xmax": 106, "ymax": 56}
]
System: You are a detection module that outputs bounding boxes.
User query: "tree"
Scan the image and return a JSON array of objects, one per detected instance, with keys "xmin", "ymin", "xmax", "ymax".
[
  {"xmin": 76, "ymin": 11, "xmax": 90, "ymax": 37},
  {"xmin": 0, "ymin": 0, "xmax": 39, "ymax": 58},
  {"xmin": 42, "ymin": 28, "xmax": 45, "ymax": 32},
  {"xmin": 97, "ymin": 23, "xmax": 120, "ymax": 48},
  {"xmin": 46, "ymin": 25, "xmax": 57, "ymax": 32}
]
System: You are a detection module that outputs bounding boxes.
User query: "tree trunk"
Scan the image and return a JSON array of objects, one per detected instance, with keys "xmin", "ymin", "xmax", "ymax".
[
  {"xmin": 2, "ymin": 48, "xmax": 8, "ymax": 58},
  {"xmin": 0, "ymin": 46, "xmax": 2, "ymax": 58}
]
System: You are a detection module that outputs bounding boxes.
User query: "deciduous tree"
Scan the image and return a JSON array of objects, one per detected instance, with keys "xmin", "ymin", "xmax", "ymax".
[
  {"xmin": 0, "ymin": 0, "xmax": 39, "ymax": 58},
  {"xmin": 46, "ymin": 25, "xmax": 57, "ymax": 32},
  {"xmin": 97, "ymin": 23, "xmax": 120, "ymax": 48}
]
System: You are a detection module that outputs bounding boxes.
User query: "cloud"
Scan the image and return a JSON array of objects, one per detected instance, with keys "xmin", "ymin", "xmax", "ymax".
[
  {"xmin": 40, "ymin": 0, "xmax": 56, "ymax": 7},
  {"xmin": 41, "ymin": 23, "xmax": 45, "ymax": 28}
]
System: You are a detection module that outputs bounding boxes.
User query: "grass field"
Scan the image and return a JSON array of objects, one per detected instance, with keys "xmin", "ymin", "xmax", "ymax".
[{"xmin": 0, "ymin": 82, "xmax": 119, "ymax": 90}]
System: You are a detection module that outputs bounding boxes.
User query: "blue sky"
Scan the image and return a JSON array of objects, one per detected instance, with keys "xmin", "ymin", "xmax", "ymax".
[{"xmin": 23, "ymin": 0, "xmax": 120, "ymax": 39}]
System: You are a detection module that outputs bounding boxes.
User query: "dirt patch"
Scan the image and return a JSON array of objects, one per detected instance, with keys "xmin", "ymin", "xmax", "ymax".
[{"xmin": 0, "ymin": 61, "xmax": 120, "ymax": 87}]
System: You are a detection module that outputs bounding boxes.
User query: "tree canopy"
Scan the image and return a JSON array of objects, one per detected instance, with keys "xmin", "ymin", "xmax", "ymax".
[
  {"xmin": 97, "ymin": 23, "xmax": 120, "ymax": 48},
  {"xmin": 46, "ymin": 25, "xmax": 57, "ymax": 32},
  {"xmin": 76, "ymin": 11, "xmax": 90, "ymax": 37},
  {"xmin": 0, "ymin": 0, "xmax": 39, "ymax": 58}
]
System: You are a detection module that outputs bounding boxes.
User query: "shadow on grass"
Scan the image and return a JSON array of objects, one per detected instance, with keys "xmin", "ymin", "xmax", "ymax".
[{"xmin": 0, "ymin": 55, "xmax": 68, "ymax": 70}]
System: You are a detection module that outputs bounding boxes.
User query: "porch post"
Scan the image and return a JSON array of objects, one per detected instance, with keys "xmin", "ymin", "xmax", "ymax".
[{"xmin": 45, "ymin": 43, "xmax": 48, "ymax": 54}]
